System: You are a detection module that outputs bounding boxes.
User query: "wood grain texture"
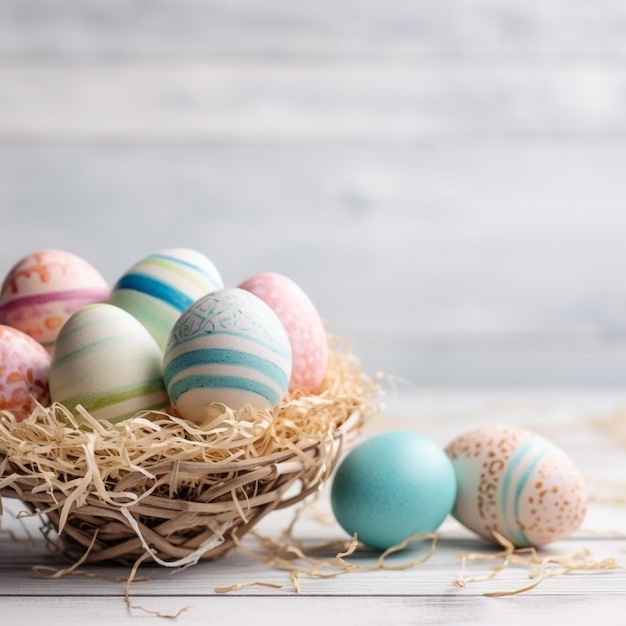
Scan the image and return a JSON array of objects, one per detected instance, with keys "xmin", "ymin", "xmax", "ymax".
[
  {"xmin": 2, "ymin": 595, "xmax": 624, "ymax": 626},
  {"xmin": 1, "ymin": 2, "xmax": 626, "ymax": 385},
  {"xmin": 0, "ymin": 61, "xmax": 623, "ymax": 142},
  {"xmin": 2, "ymin": 389, "xmax": 626, "ymax": 624},
  {"xmin": 0, "ymin": 0, "xmax": 626, "ymax": 59},
  {"xmin": 1, "ymin": 145, "xmax": 625, "ymax": 332}
]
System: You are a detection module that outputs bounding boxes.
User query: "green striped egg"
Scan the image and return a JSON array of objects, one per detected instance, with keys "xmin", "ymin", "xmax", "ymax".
[
  {"xmin": 108, "ymin": 248, "xmax": 223, "ymax": 351},
  {"xmin": 49, "ymin": 303, "xmax": 169, "ymax": 423},
  {"xmin": 163, "ymin": 287, "xmax": 292, "ymax": 423}
]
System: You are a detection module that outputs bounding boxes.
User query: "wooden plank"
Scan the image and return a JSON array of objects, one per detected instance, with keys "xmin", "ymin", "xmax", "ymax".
[
  {"xmin": 0, "ymin": 61, "xmax": 625, "ymax": 142},
  {"xmin": 2, "ymin": 595, "xmax": 624, "ymax": 626},
  {"xmin": 2, "ymin": 525, "xmax": 624, "ymax": 598},
  {"xmin": 355, "ymin": 336, "xmax": 626, "ymax": 388},
  {"xmin": 1, "ymin": 144, "xmax": 626, "ymax": 337},
  {"xmin": 0, "ymin": 0, "xmax": 626, "ymax": 59},
  {"xmin": 5, "ymin": 142, "xmax": 626, "ymax": 385}
]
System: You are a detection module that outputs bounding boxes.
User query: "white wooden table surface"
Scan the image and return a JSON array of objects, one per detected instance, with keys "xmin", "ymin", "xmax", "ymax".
[{"xmin": 3, "ymin": 388, "xmax": 626, "ymax": 626}]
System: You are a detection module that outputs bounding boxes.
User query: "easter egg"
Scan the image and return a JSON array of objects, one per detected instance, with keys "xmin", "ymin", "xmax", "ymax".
[
  {"xmin": 445, "ymin": 425, "xmax": 588, "ymax": 547},
  {"xmin": 163, "ymin": 287, "xmax": 292, "ymax": 423},
  {"xmin": 0, "ymin": 324, "xmax": 50, "ymax": 420},
  {"xmin": 49, "ymin": 303, "xmax": 169, "ymax": 423},
  {"xmin": 330, "ymin": 431, "xmax": 457, "ymax": 550},
  {"xmin": 108, "ymin": 248, "xmax": 223, "ymax": 351},
  {"xmin": 0, "ymin": 249, "xmax": 110, "ymax": 353},
  {"xmin": 238, "ymin": 272, "xmax": 327, "ymax": 394}
]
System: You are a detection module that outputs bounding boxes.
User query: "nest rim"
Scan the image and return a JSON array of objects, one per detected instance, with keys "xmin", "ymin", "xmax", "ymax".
[{"xmin": 0, "ymin": 343, "xmax": 377, "ymax": 568}]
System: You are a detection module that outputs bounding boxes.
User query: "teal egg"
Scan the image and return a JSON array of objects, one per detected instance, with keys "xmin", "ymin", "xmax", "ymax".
[{"xmin": 330, "ymin": 431, "xmax": 457, "ymax": 550}]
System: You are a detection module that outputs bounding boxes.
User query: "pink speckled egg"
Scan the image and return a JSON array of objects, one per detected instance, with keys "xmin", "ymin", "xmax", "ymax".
[
  {"xmin": 0, "ymin": 250, "xmax": 110, "ymax": 352},
  {"xmin": 238, "ymin": 272, "xmax": 327, "ymax": 394},
  {"xmin": 445, "ymin": 425, "xmax": 588, "ymax": 547},
  {"xmin": 0, "ymin": 324, "xmax": 50, "ymax": 420}
]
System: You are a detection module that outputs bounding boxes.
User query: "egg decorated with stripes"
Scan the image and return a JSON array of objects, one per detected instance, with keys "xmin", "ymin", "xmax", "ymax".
[
  {"xmin": 108, "ymin": 248, "xmax": 223, "ymax": 351},
  {"xmin": 445, "ymin": 425, "xmax": 588, "ymax": 547},
  {"xmin": 0, "ymin": 249, "xmax": 110, "ymax": 353},
  {"xmin": 163, "ymin": 287, "xmax": 292, "ymax": 423},
  {"xmin": 49, "ymin": 303, "xmax": 169, "ymax": 423}
]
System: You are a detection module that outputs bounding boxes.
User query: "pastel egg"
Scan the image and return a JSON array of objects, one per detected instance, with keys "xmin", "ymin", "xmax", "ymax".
[
  {"xmin": 163, "ymin": 287, "xmax": 292, "ymax": 423},
  {"xmin": 445, "ymin": 425, "xmax": 588, "ymax": 547},
  {"xmin": 0, "ymin": 324, "xmax": 50, "ymax": 420},
  {"xmin": 238, "ymin": 272, "xmax": 327, "ymax": 394},
  {"xmin": 108, "ymin": 248, "xmax": 224, "ymax": 351},
  {"xmin": 331, "ymin": 431, "xmax": 457, "ymax": 550},
  {"xmin": 49, "ymin": 303, "xmax": 169, "ymax": 423},
  {"xmin": 0, "ymin": 249, "xmax": 110, "ymax": 353}
]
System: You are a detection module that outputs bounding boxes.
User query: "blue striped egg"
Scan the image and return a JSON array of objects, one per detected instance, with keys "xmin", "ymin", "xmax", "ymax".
[
  {"xmin": 445, "ymin": 425, "xmax": 588, "ymax": 547},
  {"xmin": 108, "ymin": 248, "xmax": 223, "ymax": 351},
  {"xmin": 163, "ymin": 287, "xmax": 292, "ymax": 423},
  {"xmin": 49, "ymin": 303, "xmax": 169, "ymax": 423}
]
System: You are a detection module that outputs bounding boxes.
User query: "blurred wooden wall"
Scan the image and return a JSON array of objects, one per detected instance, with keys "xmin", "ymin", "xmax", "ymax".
[{"xmin": 2, "ymin": 1, "xmax": 626, "ymax": 386}]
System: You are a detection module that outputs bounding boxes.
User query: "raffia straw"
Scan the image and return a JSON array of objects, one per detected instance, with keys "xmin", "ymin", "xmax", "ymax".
[
  {"xmin": 215, "ymin": 581, "xmax": 283, "ymax": 593},
  {"xmin": 216, "ymin": 492, "xmax": 438, "ymax": 594},
  {"xmin": 594, "ymin": 408, "xmax": 626, "ymax": 448},
  {"xmin": 228, "ymin": 530, "xmax": 438, "ymax": 594},
  {"xmin": 585, "ymin": 476, "xmax": 626, "ymax": 507},
  {"xmin": 452, "ymin": 531, "xmax": 626, "ymax": 596},
  {"xmin": 120, "ymin": 553, "xmax": 190, "ymax": 620},
  {"xmin": 588, "ymin": 408, "xmax": 626, "ymax": 506},
  {"xmin": 0, "ymin": 338, "xmax": 379, "ymax": 567}
]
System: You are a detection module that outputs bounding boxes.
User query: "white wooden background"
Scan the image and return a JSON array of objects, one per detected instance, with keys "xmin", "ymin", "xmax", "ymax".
[{"xmin": 2, "ymin": 0, "xmax": 626, "ymax": 386}]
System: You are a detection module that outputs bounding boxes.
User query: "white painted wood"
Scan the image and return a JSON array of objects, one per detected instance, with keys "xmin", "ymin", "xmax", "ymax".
[
  {"xmin": 2, "ymin": 142, "xmax": 626, "ymax": 384},
  {"xmin": 0, "ymin": 62, "xmax": 624, "ymax": 142},
  {"xmin": 2, "ymin": 595, "xmax": 625, "ymax": 626},
  {"xmin": 0, "ymin": 0, "xmax": 626, "ymax": 59},
  {"xmin": 2, "ymin": 13, "xmax": 626, "ymax": 625},
  {"xmin": 3, "ymin": 145, "xmax": 626, "ymax": 334},
  {"xmin": 1, "ymin": 390, "xmax": 626, "ymax": 624},
  {"xmin": 0, "ymin": 2, "xmax": 626, "ymax": 385}
]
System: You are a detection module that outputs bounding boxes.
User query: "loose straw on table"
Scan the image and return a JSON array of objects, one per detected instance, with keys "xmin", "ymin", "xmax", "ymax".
[
  {"xmin": 586, "ymin": 407, "xmax": 626, "ymax": 505},
  {"xmin": 452, "ymin": 531, "xmax": 626, "ymax": 597}
]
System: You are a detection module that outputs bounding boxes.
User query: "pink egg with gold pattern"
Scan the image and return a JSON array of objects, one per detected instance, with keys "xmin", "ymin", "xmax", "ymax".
[
  {"xmin": 445, "ymin": 425, "xmax": 588, "ymax": 547},
  {"xmin": 0, "ymin": 249, "xmax": 110, "ymax": 353},
  {"xmin": 238, "ymin": 272, "xmax": 328, "ymax": 394},
  {"xmin": 0, "ymin": 324, "xmax": 50, "ymax": 420}
]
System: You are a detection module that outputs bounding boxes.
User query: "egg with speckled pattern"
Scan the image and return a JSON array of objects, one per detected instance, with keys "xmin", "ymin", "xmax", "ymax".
[
  {"xmin": 238, "ymin": 272, "xmax": 327, "ymax": 394},
  {"xmin": 445, "ymin": 425, "xmax": 588, "ymax": 547},
  {"xmin": 330, "ymin": 431, "xmax": 457, "ymax": 550}
]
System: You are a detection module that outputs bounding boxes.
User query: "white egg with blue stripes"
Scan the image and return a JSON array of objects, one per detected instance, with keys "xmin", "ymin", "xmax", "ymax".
[
  {"xmin": 108, "ymin": 248, "xmax": 223, "ymax": 351},
  {"xmin": 163, "ymin": 287, "xmax": 292, "ymax": 423}
]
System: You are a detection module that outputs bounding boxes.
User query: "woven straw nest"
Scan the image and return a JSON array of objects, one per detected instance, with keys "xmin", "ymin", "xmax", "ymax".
[{"xmin": 0, "ymin": 339, "xmax": 378, "ymax": 568}]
